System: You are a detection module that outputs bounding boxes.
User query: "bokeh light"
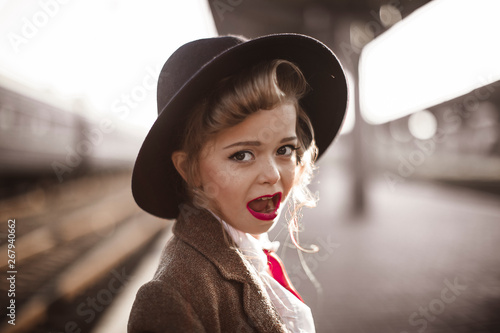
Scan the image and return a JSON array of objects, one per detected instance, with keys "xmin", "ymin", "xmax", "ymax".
[{"xmin": 408, "ymin": 110, "xmax": 438, "ymax": 140}]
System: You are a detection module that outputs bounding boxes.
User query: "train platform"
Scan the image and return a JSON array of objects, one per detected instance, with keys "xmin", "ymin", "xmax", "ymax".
[
  {"xmin": 297, "ymin": 169, "xmax": 500, "ymax": 333},
  {"xmin": 90, "ymin": 165, "xmax": 500, "ymax": 333},
  {"xmin": 92, "ymin": 227, "xmax": 173, "ymax": 333}
]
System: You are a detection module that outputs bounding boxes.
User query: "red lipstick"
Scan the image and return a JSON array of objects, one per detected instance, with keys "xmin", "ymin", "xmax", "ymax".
[{"xmin": 246, "ymin": 192, "xmax": 282, "ymax": 221}]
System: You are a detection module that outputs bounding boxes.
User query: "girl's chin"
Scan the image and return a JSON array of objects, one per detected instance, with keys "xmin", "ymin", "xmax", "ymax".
[
  {"xmin": 253, "ymin": 212, "xmax": 282, "ymax": 234},
  {"xmin": 222, "ymin": 207, "xmax": 283, "ymax": 235},
  {"xmin": 238, "ymin": 216, "xmax": 279, "ymax": 236}
]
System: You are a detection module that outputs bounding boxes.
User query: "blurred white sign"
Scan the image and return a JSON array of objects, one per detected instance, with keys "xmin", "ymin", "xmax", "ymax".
[{"xmin": 359, "ymin": 0, "xmax": 500, "ymax": 124}]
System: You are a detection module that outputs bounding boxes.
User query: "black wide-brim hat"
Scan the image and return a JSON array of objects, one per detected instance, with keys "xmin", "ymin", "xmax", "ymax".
[{"xmin": 132, "ymin": 33, "xmax": 348, "ymax": 219}]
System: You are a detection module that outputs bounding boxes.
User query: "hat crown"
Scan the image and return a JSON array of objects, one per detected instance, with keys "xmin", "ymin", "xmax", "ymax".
[{"xmin": 157, "ymin": 36, "xmax": 246, "ymax": 115}]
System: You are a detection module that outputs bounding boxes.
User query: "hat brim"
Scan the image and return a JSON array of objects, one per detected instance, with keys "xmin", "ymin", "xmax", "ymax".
[{"xmin": 132, "ymin": 33, "xmax": 348, "ymax": 219}]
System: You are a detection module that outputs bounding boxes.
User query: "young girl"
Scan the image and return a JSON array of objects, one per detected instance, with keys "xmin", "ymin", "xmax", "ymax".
[{"xmin": 128, "ymin": 33, "xmax": 348, "ymax": 333}]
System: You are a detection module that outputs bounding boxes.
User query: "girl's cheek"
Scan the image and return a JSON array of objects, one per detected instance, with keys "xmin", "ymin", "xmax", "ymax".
[
  {"xmin": 203, "ymin": 160, "xmax": 235, "ymax": 188},
  {"xmin": 203, "ymin": 182, "xmax": 222, "ymax": 201},
  {"xmin": 218, "ymin": 163, "xmax": 241, "ymax": 187}
]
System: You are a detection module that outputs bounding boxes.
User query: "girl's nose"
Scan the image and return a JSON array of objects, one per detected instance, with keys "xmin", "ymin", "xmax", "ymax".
[{"xmin": 258, "ymin": 159, "xmax": 280, "ymax": 185}]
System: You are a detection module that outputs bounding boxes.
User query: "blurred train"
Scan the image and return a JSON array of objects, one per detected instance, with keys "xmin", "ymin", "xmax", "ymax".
[{"xmin": 0, "ymin": 75, "xmax": 143, "ymax": 182}]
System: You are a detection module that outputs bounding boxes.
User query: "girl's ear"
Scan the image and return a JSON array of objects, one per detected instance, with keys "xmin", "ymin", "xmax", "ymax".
[{"xmin": 172, "ymin": 151, "xmax": 188, "ymax": 182}]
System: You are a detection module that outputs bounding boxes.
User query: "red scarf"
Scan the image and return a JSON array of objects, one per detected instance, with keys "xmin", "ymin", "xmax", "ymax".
[{"xmin": 263, "ymin": 249, "xmax": 304, "ymax": 303}]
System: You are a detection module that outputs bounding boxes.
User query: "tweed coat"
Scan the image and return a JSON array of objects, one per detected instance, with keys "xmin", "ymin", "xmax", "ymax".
[{"xmin": 128, "ymin": 204, "xmax": 289, "ymax": 333}]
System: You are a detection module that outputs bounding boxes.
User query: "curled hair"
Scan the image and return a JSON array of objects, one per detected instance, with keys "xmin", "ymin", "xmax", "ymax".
[{"xmin": 180, "ymin": 59, "xmax": 318, "ymax": 251}]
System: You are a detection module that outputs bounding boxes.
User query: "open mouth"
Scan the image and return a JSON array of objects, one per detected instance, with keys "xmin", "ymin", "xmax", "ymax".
[{"xmin": 246, "ymin": 192, "xmax": 282, "ymax": 221}]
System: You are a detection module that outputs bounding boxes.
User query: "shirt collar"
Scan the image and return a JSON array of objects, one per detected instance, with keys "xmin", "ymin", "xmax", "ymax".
[{"xmin": 206, "ymin": 209, "xmax": 281, "ymax": 272}]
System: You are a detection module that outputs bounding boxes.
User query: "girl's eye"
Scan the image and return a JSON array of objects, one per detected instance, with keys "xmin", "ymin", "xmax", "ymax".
[
  {"xmin": 277, "ymin": 145, "xmax": 299, "ymax": 157},
  {"xmin": 229, "ymin": 151, "xmax": 254, "ymax": 162}
]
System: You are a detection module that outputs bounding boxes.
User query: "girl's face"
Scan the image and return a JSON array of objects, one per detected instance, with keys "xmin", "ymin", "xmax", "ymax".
[{"xmin": 198, "ymin": 102, "xmax": 299, "ymax": 236}]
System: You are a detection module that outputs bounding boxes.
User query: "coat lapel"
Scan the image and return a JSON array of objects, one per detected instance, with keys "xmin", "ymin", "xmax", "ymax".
[{"xmin": 174, "ymin": 204, "xmax": 287, "ymax": 333}]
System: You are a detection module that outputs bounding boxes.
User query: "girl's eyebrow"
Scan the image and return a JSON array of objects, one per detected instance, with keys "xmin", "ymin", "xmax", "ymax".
[{"xmin": 223, "ymin": 136, "xmax": 297, "ymax": 149}]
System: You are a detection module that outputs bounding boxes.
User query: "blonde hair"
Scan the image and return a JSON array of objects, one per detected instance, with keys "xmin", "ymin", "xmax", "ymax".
[{"xmin": 180, "ymin": 59, "xmax": 318, "ymax": 251}]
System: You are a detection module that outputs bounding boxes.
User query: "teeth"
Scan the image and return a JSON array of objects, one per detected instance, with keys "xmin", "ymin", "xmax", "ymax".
[{"xmin": 257, "ymin": 197, "xmax": 271, "ymax": 201}]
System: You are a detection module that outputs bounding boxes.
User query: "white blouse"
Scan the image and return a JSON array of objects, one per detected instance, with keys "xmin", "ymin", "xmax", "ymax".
[{"xmin": 217, "ymin": 217, "xmax": 316, "ymax": 333}]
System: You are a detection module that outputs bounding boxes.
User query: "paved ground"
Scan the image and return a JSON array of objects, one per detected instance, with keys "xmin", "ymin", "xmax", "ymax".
[
  {"xmin": 93, "ymin": 162, "xmax": 500, "ymax": 333},
  {"xmin": 270, "ymin": 162, "xmax": 500, "ymax": 333}
]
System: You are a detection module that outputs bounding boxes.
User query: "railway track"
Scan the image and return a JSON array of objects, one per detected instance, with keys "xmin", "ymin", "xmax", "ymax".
[{"xmin": 0, "ymin": 171, "xmax": 170, "ymax": 332}]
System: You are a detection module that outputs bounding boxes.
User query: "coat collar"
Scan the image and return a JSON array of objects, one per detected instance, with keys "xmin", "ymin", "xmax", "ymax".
[{"xmin": 173, "ymin": 203, "xmax": 287, "ymax": 333}]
